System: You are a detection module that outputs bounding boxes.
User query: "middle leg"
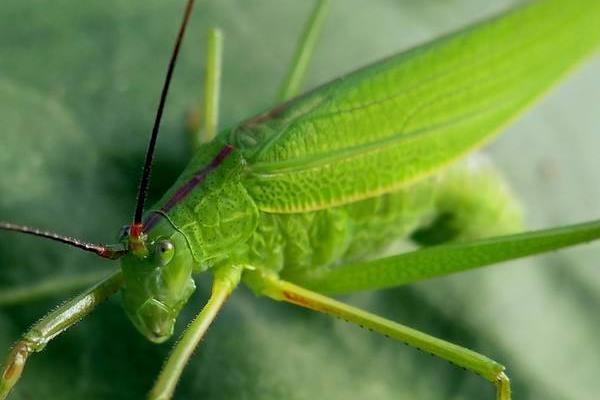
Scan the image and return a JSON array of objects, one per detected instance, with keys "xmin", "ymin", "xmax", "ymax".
[
  {"xmin": 148, "ymin": 264, "xmax": 243, "ymax": 400},
  {"xmin": 246, "ymin": 269, "xmax": 511, "ymax": 400}
]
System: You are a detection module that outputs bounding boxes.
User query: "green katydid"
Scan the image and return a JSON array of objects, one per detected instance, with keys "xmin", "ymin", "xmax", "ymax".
[{"xmin": 1, "ymin": 0, "xmax": 600, "ymax": 399}]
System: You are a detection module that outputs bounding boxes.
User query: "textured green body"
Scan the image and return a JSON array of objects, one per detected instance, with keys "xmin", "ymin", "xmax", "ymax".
[
  {"xmin": 147, "ymin": 0, "xmax": 600, "ymax": 279},
  {"xmin": 246, "ymin": 155, "xmax": 522, "ymax": 280},
  {"xmin": 230, "ymin": 0, "xmax": 600, "ymax": 213},
  {"xmin": 151, "ymin": 138, "xmax": 521, "ymax": 279},
  {"xmin": 3, "ymin": 2, "xmax": 600, "ymax": 399}
]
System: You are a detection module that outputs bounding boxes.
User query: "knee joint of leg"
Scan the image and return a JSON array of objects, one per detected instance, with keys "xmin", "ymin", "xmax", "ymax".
[
  {"xmin": 1, "ymin": 341, "xmax": 32, "ymax": 384},
  {"xmin": 496, "ymin": 370, "xmax": 511, "ymax": 400}
]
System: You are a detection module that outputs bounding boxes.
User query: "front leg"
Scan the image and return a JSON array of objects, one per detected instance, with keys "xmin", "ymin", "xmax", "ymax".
[
  {"xmin": 0, "ymin": 271, "xmax": 122, "ymax": 399},
  {"xmin": 149, "ymin": 264, "xmax": 242, "ymax": 400}
]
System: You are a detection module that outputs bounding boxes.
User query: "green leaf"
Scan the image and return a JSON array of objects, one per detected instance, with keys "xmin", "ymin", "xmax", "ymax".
[{"xmin": 0, "ymin": 1, "xmax": 599, "ymax": 399}]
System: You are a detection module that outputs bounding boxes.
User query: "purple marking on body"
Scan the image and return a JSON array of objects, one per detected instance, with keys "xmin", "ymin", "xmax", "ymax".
[{"xmin": 143, "ymin": 145, "xmax": 234, "ymax": 232}]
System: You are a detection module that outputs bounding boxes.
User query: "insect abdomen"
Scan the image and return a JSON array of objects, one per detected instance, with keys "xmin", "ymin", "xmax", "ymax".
[{"xmin": 246, "ymin": 156, "xmax": 522, "ymax": 279}]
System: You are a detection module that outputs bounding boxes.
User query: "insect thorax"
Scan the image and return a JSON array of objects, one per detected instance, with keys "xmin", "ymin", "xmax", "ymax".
[{"xmin": 152, "ymin": 145, "xmax": 259, "ymax": 270}]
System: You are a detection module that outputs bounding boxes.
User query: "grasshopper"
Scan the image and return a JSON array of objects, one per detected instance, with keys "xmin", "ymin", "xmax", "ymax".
[{"xmin": 1, "ymin": 0, "xmax": 599, "ymax": 399}]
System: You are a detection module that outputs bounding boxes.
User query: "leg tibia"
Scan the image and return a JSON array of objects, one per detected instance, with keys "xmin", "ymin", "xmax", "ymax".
[
  {"xmin": 278, "ymin": 0, "xmax": 331, "ymax": 101},
  {"xmin": 297, "ymin": 219, "xmax": 600, "ymax": 294},
  {"xmin": 188, "ymin": 27, "xmax": 223, "ymax": 151},
  {"xmin": 149, "ymin": 265, "xmax": 242, "ymax": 400},
  {"xmin": 248, "ymin": 269, "xmax": 511, "ymax": 400}
]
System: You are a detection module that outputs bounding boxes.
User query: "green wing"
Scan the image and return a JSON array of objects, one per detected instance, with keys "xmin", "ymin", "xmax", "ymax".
[{"xmin": 231, "ymin": 0, "xmax": 600, "ymax": 213}]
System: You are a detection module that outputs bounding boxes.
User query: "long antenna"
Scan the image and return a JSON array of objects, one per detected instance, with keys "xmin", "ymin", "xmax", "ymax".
[
  {"xmin": 131, "ymin": 0, "xmax": 196, "ymax": 234},
  {"xmin": 0, "ymin": 222, "xmax": 125, "ymax": 260}
]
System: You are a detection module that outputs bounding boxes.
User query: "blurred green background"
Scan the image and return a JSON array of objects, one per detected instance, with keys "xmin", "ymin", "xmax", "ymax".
[{"xmin": 0, "ymin": 1, "xmax": 599, "ymax": 399}]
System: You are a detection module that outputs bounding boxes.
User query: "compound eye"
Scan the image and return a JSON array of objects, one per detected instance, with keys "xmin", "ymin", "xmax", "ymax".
[{"xmin": 155, "ymin": 240, "xmax": 175, "ymax": 266}]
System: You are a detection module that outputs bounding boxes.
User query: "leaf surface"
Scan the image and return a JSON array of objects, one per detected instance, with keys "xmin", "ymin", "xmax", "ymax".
[{"xmin": 0, "ymin": 1, "xmax": 599, "ymax": 399}]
